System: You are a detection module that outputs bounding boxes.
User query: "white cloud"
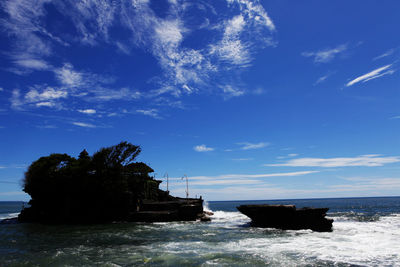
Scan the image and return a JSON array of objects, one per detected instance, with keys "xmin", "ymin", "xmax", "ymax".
[
  {"xmin": 25, "ymin": 87, "xmax": 67, "ymax": 102},
  {"xmin": 13, "ymin": 59, "xmax": 50, "ymax": 70},
  {"xmin": 10, "ymin": 89, "xmax": 23, "ymax": 110},
  {"xmin": 55, "ymin": 63, "xmax": 83, "ymax": 87},
  {"xmin": 227, "ymin": 0, "xmax": 275, "ymax": 31},
  {"xmin": 266, "ymin": 155, "xmax": 400, "ymax": 167},
  {"xmin": 346, "ymin": 64, "xmax": 395, "ymax": 87},
  {"xmin": 209, "ymin": 15, "xmax": 251, "ymax": 66},
  {"xmin": 194, "ymin": 171, "xmax": 318, "ymax": 180},
  {"xmin": 155, "ymin": 19, "xmax": 184, "ymax": 46},
  {"xmin": 78, "ymin": 109, "xmax": 96, "ymax": 114},
  {"xmin": 2, "ymin": 0, "xmax": 53, "ymax": 55},
  {"xmin": 238, "ymin": 142, "xmax": 269, "ymax": 150},
  {"xmin": 221, "ymin": 85, "xmax": 244, "ymax": 98},
  {"xmin": 373, "ymin": 48, "xmax": 395, "ymax": 61},
  {"xmin": 2, "ymin": 0, "xmax": 276, "ymax": 117},
  {"xmin": 72, "ymin": 122, "xmax": 96, "ymax": 128},
  {"xmin": 136, "ymin": 109, "xmax": 161, "ymax": 119},
  {"xmin": 194, "ymin": 144, "xmax": 214, "ymax": 152},
  {"xmin": 35, "ymin": 101, "xmax": 57, "ymax": 108},
  {"xmin": 166, "ymin": 171, "xmax": 319, "ymax": 199},
  {"xmin": 302, "ymin": 44, "xmax": 347, "ymax": 63},
  {"xmin": 87, "ymin": 87, "xmax": 141, "ymax": 101},
  {"xmin": 169, "ymin": 171, "xmax": 318, "ymax": 184},
  {"xmin": 0, "ymin": 87, "xmax": 3, "ymax": 92},
  {"xmin": 314, "ymin": 74, "xmax": 329, "ymax": 85}
]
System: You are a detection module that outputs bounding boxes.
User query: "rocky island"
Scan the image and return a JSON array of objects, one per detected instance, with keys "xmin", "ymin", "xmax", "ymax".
[
  {"xmin": 16, "ymin": 142, "xmax": 209, "ymax": 224},
  {"xmin": 237, "ymin": 204, "xmax": 333, "ymax": 232}
]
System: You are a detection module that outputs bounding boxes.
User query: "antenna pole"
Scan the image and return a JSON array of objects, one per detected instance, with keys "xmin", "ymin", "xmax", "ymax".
[{"xmin": 183, "ymin": 174, "xmax": 189, "ymax": 199}]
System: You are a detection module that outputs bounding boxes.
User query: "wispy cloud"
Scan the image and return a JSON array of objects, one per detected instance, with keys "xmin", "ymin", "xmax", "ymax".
[
  {"xmin": 277, "ymin": 153, "xmax": 298, "ymax": 159},
  {"xmin": 221, "ymin": 85, "xmax": 245, "ymax": 98},
  {"xmin": 194, "ymin": 144, "xmax": 214, "ymax": 152},
  {"xmin": 13, "ymin": 59, "xmax": 51, "ymax": 70},
  {"xmin": 346, "ymin": 64, "xmax": 395, "ymax": 87},
  {"xmin": 210, "ymin": 15, "xmax": 250, "ymax": 66},
  {"xmin": 373, "ymin": 48, "xmax": 395, "ymax": 61},
  {"xmin": 10, "ymin": 86, "xmax": 67, "ymax": 110},
  {"xmin": 267, "ymin": 154, "xmax": 400, "ymax": 167},
  {"xmin": 72, "ymin": 122, "xmax": 97, "ymax": 128},
  {"xmin": 238, "ymin": 142, "xmax": 269, "ymax": 150},
  {"xmin": 136, "ymin": 109, "xmax": 161, "ymax": 119},
  {"xmin": 169, "ymin": 171, "xmax": 318, "ymax": 184},
  {"xmin": 314, "ymin": 72, "xmax": 335, "ymax": 85},
  {"xmin": 302, "ymin": 44, "xmax": 347, "ymax": 63},
  {"xmin": 2, "ymin": 0, "xmax": 276, "ymax": 120},
  {"xmin": 55, "ymin": 63, "xmax": 83, "ymax": 87},
  {"xmin": 78, "ymin": 109, "xmax": 96, "ymax": 114},
  {"xmin": 227, "ymin": 0, "xmax": 275, "ymax": 31}
]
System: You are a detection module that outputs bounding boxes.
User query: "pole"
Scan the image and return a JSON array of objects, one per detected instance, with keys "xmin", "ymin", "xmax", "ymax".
[{"xmin": 182, "ymin": 174, "xmax": 189, "ymax": 199}]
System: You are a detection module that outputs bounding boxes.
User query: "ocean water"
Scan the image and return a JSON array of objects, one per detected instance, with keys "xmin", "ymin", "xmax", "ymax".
[{"xmin": 1, "ymin": 197, "xmax": 399, "ymax": 266}]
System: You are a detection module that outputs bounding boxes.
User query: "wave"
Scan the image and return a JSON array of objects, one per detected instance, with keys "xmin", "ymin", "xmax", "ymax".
[{"xmin": 0, "ymin": 212, "xmax": 19, "ymax": 220}]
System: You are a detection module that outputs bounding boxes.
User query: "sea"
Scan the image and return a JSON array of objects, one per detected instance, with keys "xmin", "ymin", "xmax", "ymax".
[{"xmin": 1, "ymin": 197, "xmax": 399, "ymax": 266}]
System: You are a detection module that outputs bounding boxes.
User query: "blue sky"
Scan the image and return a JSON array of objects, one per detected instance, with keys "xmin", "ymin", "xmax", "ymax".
[{"xmin": 1, "ymin": 0, "xmax": 400, "ymax": 201}]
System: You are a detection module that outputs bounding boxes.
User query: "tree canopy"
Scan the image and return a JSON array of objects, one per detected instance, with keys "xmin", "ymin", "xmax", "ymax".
[{"xmin": 20, "ymin": 141, "xmax": 166, "ymax": 223}]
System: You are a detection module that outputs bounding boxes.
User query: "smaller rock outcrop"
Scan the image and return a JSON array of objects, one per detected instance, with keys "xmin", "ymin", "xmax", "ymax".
[{"xmin": 237, "ymin": 204, "xmax": 333, "ymax": 232}]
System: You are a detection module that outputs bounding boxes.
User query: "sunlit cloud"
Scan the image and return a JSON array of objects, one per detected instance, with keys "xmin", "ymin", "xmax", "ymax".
[
  {"xmin": 193, "ymin": 144, "xmax": 214, "ymax": 152},
  {"xmin": 346, "ymin": 64, "xmax": 395, "ymax": 87},
  {"xmin": 78, "ymin": 109, "xmax": 96, "ymax": 114}
]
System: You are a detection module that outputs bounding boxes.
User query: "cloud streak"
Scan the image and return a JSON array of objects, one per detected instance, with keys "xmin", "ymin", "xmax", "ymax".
[
  {"xmin": 302, "ymin": 44, "xmax": 347, "ymax": 63},
  {"xmin": 238, "ymin": 142, "xmax": 269, "ymax": 150},
  {"xmin": 2, "ymin": 0, "xmax": 275, "ymax": 108},
  {"xmin": 72, "ymin": 122, "xmax": 97, "ymax": 128},
  {"xmin": 267, "ymin": 155, "xmax": 400, "ymax": 167},
  {"xmin": 346, "ymin": 64, "xmax": 395, "ymax": 87}
]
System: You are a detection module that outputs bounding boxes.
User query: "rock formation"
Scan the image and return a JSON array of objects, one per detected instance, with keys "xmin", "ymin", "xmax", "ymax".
[{"xmin": 237, "ymin": 204, "xmax": 333, "ymax": 232}]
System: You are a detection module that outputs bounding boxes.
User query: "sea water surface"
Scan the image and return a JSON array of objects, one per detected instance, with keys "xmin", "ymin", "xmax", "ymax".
[{"xmin": 1, "ymin": 197, "xmax": 400, "ymax": 266}]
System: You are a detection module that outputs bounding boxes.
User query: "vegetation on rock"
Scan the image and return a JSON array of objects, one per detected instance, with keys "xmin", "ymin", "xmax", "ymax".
[{"xmin": 19, "ymin": 142, "xmax": 172, "ymax": 223}]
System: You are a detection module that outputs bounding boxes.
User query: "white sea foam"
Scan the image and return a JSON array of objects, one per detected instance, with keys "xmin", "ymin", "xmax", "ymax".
[
  {"xmin": 213, "ymin": 212, "xmax": 400, "ymax": 266},
  {"xmin": 0, "ymin": 212, "xmax": 19, "ymax": 220},
  {"xmin": 209, "ymin": 210, "xmax": 249, "ymax": 228}
]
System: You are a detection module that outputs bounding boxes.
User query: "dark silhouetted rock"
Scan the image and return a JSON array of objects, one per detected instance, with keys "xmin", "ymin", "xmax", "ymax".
[
  {"xmin": 237, "ymin": 204, "xmax": 333, "ymax": 232},
  {"xmin": 16, "ymin": 142, "xmax": 210, "ymax": 224}
]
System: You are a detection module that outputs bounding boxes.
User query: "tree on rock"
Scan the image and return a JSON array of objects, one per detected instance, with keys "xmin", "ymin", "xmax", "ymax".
[{"xmin": 19, "ymin": 142, "xmax": 165, "ymax": 223}]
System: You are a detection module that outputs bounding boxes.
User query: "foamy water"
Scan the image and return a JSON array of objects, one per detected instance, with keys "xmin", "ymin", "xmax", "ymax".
[{"xmin": 1, "ymin": 198, "xmax": 400, "ymax": 266}]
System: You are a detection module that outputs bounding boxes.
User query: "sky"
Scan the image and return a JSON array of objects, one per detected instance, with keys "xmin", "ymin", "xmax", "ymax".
[{"xmin": 0, "ymin": 0, "xmax": 400, "ymax": 201}]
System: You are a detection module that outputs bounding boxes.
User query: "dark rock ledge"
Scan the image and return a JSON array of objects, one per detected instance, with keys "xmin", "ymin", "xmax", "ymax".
[{"xmin": 237, "ymin": 204, "xmax": 333, "ymax": 232}]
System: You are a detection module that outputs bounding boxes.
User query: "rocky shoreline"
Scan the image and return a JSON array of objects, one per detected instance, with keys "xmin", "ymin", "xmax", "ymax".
[{"xmin": 237, "ymin": 204, "xmax": 333, "ymax": 232}]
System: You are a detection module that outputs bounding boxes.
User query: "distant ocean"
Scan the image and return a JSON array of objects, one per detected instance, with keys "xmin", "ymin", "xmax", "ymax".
[{"xmin": 1, "ymin": 197, "xmax": 400, "ymax": 266}]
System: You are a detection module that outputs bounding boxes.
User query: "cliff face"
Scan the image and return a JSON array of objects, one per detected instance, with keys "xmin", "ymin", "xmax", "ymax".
[{"xmin": 237, "ymin": 204, "xmax": 333, "ymax": 232}]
